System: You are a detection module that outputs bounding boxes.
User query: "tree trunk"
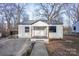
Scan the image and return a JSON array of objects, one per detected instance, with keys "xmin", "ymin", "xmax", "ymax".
[{"xmin": 7, "ymin": 21, "xmax": 11, "ymax": 36}]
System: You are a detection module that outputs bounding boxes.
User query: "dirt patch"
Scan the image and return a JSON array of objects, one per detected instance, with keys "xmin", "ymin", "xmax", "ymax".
[
  {"xmin": 46, "ymin": 36, "xmax": 79, "ymax": 56},
  {"xmin": 46, "ymin": 40, "xmax": 66, "ymax": 56}
]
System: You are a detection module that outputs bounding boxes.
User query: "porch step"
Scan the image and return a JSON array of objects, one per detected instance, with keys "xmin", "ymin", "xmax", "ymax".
[
  {"xmin": 32, "ymin": 36, "xmax": 48, "ymax": 39},
  {"xmin": 31, "ymin": 38, "xmax": 49, "ymax": 43}
]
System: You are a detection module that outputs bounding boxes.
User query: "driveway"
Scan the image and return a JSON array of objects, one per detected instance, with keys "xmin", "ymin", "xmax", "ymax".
[{"xmin": 0, "ymin": 38, "xmax": 31, "ymax": 56}]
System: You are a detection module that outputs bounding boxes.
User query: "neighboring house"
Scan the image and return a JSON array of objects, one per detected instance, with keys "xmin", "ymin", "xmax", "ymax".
[
  {"xmin": 18, "ymin": 20, "xmax": 63, "ymax": 43},
  {"xmin": 72, "ymin": 21, "xmax": 79, "ymax": 33}
]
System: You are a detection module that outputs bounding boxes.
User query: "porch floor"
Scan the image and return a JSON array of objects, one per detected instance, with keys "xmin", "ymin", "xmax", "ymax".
[{"xmin": 32, "ymin": 36, "xmax": 48, "ymax": 39}]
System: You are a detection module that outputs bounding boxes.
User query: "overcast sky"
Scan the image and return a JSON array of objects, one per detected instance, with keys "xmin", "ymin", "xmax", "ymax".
[{"xmin": 25, "ymin": 4, "xmax": 41, "ymax": 20}]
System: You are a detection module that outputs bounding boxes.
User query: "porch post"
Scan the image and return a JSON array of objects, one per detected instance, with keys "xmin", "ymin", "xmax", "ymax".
[
  {"xmin": 47, "ymin": 26, "xmax": 48, "ymax": 38},
  {"xmin": 30, "ymin": 25, "xmax": 32, "ymax": 39},
  {"xmin": 31, "ymin": 26, "xmax": 32, "ymax": 38},
  {"xmin": 29, "ymin": 25, "xmax": 31, "ymax": 38}
]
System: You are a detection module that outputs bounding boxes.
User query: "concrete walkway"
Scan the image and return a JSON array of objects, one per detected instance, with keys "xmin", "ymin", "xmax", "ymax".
[{"xmin": 31, "ymin": 41, "xmax": 48, "ymax": 56}]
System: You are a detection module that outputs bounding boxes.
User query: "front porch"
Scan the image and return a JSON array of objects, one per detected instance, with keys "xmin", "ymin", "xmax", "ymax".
[{"xmin": 30, "ymin": 26, "xmax": 49, "ymax": 43}]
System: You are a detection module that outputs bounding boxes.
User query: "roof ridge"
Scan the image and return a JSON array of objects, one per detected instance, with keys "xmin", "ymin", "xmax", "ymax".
[{"xmin": 19, "ymin": 20, "xmax": 63, "ymax": 25}]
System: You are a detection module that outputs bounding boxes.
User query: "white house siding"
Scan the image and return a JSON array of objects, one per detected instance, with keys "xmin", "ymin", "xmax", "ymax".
[
  {"xmin": 49, "ymin": 25, "xmax": 63, "ymax": 39},
  {"xmin": 72, "ymin": 21, "xmax": 79, "ymax": 33},
  {"xmin": 18, "ymin": 25, "xmax": 31, "ymax": 38},
  {"xmin": 18, "ymin": 21, "xmax": 63, "ymax": 40}
]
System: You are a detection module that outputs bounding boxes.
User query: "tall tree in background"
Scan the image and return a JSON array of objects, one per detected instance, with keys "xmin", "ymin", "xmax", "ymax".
[
  {"xmin": 0, "ymin": 3, "xmax": 28, "ymax": 36},
  {"xmin": 38, "ymin": 3, "xmax": 64, "ymax": 23},
  {"xmin": 15, "ymin": 4, "xmax": 27, "ymax": 28},
  {"xmin": 72, "ymin": 4, "xmax": 79, "ymax": 22},
  {"xmin": 64, "ymin": 4, "xmax": 79, "ymax": 25},
  {"xmin": 0, "ymin": 3, "xmax": 17, "ymax": 35},
  {"xmin": 63, "ymin": 4, "xmax": 79, "ymax": 34}
]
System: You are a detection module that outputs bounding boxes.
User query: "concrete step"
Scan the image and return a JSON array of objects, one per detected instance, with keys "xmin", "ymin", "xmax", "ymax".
[{"xmin": 31, "ymin": 38, "xmax": 49, "ymax": 43}]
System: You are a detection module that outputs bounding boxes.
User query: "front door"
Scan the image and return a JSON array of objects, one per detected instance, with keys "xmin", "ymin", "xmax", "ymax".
[
  {"xmin": 34, "ymin": 30, "xmax": 46, "ymax": 36},
  {"xmin": 33, "ymin": 26, "xmax": 47, "ymax": 37}
]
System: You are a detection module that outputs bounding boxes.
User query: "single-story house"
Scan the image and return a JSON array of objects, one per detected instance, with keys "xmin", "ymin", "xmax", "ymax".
[
  {"xmin": 72, "ymin": 21, "xmax": 79, "ymax": 33},
  {"xmin": 18, "ymin": 20, "xmax": 63, "ymax": 43}
]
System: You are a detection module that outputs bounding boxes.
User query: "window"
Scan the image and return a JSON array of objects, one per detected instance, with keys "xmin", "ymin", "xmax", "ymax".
[
  {"xmin": 49, "ymin": 26, "xmax": 56, "ymax": 32},
  {"xmin": 25, "ymin": 27, "xmax": 29, "ymax": 32},
  {"xmin": 74, "ymin": 26, "xmax": 76, "ymax": 30}
]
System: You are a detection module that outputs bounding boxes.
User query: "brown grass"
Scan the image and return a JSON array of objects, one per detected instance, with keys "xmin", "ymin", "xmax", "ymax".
[{"xmin": 46, "ymin": 35, "xmax": 79, "ymax": 56}]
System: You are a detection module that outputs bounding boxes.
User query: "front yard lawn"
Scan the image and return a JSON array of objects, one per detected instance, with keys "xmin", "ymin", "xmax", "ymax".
[{"xmin": 46, "ymin": 35, "xmax": 79, "ymax": 56}]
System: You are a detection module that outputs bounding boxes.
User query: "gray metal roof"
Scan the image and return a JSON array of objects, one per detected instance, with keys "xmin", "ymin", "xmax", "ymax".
[{"xmin": 18, "ymin": 20, "xmax": 63, "ymax": 25}]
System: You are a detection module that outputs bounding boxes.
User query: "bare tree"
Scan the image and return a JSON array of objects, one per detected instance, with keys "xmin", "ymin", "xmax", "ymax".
[
  {"xmin": 64, "ymin": 4, "xmax": 79, "ymax": 25},
  {"xmin": 0, "ymin": 3, "xmax": 27, "ymax": 36},
  {"xmin": 38, "ymin": 3, "xmax": 64, "ymax": 23},
  {"xmin": 72, "ymin": 4, "xmax": 79, "ymax": 22},
  {"xmin": 63, "ymin": 3, "xmax": 79, "ymax": 34},
  {"xmin": 13, "ymin": 3, "xmax": 28, "ymax": 30},
  {"xmin": 0, "ymin": 3, "xmax": 17, "ymax": 35}
]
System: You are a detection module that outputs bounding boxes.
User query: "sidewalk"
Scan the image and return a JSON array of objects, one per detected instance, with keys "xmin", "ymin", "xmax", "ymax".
[{"xmin": 31, "ymin": 41, "xmax": 48, "ymax": 56}]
